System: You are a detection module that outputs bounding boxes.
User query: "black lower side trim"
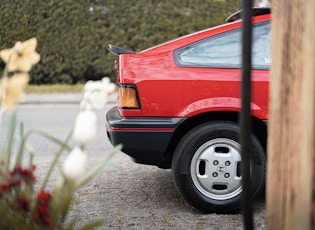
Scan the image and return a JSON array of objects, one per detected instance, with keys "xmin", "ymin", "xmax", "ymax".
[{"xmin": 106, "ymin": 107, "xmax": 186, "ymax": 167}]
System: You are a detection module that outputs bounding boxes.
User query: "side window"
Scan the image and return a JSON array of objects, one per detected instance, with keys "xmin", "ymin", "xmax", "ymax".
[
  {"xmin": 175, "ymin": 21, "xmax": 271, "ymax": 69},
  {"xmin": 175, "ymin": 29, "xmax": 242, "ymax": 67},
  {"xmin": 252, "ymin": 22, "xmax": 271, "ymax": 68}
]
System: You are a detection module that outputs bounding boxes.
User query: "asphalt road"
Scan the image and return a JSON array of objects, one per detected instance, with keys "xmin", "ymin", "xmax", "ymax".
[{"xmin": 1, "ymin": 100, "xmax": 266, "ymax": 229}]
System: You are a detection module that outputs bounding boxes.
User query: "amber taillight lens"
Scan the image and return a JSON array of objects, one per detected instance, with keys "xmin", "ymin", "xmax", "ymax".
[{"xmin": 118, "ymin": 86, "xmax": 140, "ymax": 108}]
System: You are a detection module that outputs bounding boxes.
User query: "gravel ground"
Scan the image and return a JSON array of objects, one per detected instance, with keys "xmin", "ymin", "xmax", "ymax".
[{"xmin": 69, "ymin": 152, "xmax": 266, "ymax": 230}]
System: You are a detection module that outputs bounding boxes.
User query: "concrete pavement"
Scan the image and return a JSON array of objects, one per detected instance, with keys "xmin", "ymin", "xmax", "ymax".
[
  {"xmin": 22, "ymin": 93, "xmax": 117, "ymax": 105},
  {"xmin": 23, "ymin": 93, "xmax": 82, "ymax": 104}
]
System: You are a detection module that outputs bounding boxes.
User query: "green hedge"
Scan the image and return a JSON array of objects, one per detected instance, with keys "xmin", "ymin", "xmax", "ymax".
[{"xmin": 0, "ymin": 0, "xmax": 239, "ymax": 84}]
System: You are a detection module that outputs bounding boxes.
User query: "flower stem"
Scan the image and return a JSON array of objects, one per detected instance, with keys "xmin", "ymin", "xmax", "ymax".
[
  {"xmin": 38, "ymin": 127, "xmax": 73, "ymax": 191},
  {"xmin": 76, "ymin": 144, "xmax": 122, "ymax": 188}
]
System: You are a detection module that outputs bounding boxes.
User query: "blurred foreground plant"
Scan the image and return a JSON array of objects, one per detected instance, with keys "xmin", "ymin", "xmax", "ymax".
[{"xmin": 0, "ymin": 38, "xmax": 120, "ymax": 229}]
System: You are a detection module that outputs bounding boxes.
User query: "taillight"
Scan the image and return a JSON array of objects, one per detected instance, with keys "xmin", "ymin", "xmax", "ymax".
[{"xmin": 118, "ymin": 85, "xmax": 140, "ymax": 109}]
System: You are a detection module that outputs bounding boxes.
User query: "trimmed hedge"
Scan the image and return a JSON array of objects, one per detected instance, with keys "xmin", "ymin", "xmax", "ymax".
[{"xmin": 0, "ymin": 0, "xmax": 239, "ymax": 84}]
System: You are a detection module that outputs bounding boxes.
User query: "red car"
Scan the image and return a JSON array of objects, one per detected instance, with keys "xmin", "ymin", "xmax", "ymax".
[{"xmin": 106, "ymin": 7, "xmax": 270, "ymax": 213}]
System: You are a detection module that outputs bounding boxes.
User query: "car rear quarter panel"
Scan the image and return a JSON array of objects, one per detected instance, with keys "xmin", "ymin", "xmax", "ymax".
[
  {"xmin": 116, "ymin": 15, "xmax": 270, "ymax": 120},
  {"xmin": 119, "ymin": 53, "xmax": 268, "ymax": 120}
]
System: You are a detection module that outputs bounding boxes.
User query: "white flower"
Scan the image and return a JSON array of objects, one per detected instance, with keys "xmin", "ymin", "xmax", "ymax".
[
  {"xmin": 101, "ymin": 77, "xmax": 110, "ymax": 85},
  {"xmin": 105, "ymin": 82, "xmax": 116, "ymax": 96},
  {"xmin": 62, "ymin": 147, "xmax": 87, "ymax": 181},
  {"xmin": 80, "ymin": 77, "xmax": 116, "ymax": 110},
  {"xmin": 101, "ymin": 77, "xmax": 116, "ymax": 95},
  {"xmin": 81, "ymin": 89, "xmax": 108, "ymax": 110},
  {"xmin": 73, "ymin": 110, "xmax": 97, "ymax": 147},
  {"xmin": 84, "ymin": 80, "xmax": 102, "ymax": 92}
]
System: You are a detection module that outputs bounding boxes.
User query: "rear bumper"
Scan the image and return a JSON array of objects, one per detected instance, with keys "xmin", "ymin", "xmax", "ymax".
[{"xmin": 106, "ymin": 106, "xmax": 186, "ymax": 167}]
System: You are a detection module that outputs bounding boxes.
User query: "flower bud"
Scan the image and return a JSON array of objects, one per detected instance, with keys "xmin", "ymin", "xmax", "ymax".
[
  {"xmin": 73, "ymin": 110, "xmax": 97, "ymax": 146},
  {"xmin": 62, "ymin": 147, "xmax": 87, "ymax": 181}
]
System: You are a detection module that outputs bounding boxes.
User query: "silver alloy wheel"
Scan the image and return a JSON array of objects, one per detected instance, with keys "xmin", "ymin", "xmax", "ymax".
[{"xmin": 190, "ymin": 138, "xmax": 243, "ymax": 200}]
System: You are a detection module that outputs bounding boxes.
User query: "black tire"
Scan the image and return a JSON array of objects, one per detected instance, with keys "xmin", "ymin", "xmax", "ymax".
[{"xmin": 172, "ymin": 121, "xmax": 265, "ymax": 213}]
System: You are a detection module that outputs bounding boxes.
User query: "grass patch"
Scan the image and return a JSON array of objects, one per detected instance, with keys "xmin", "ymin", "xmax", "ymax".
[{"xmin": 26, "ymin": 84, "xmax": 84, "ymax": 93}]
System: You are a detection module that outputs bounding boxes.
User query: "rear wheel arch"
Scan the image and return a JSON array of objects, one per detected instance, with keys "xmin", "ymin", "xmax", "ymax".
[{"xmin": 162, "ymin": 111, "xmax": 267, "ymax": 168}]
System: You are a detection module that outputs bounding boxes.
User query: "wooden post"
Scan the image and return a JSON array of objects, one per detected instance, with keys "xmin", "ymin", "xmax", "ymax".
[{"xmin": 267, "ymin": 0, "xmax": 315, "ymax": 229}]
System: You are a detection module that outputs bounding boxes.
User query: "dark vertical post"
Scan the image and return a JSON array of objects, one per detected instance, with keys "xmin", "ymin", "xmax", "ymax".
[{"xmin": 240, "ymin": 0, "xmax": 254, "ymax": 229}]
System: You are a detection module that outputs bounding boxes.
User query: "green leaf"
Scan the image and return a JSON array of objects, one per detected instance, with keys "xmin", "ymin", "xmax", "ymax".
[
  {"xmin": 14, "ymin": 121, "xmax": 25, "ymax": 167},
  {"xmin": 1, "ymin": 110, "xmax": 17, "ymax": 172},
  {"xmin": 78, "ymin": 220, "xmax": 104, "ymax": 230},
  {"xmin": 24, "ymin": 129, "xmax": 72, "ymax": 151},
  {"xmin": 51, "ymin": 177, "xmax": 76, "ymax": 225}
]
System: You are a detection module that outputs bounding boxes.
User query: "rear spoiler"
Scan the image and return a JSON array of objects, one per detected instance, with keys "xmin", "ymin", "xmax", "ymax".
[
  {"xmin": 226, "ymin": 7, "xmax": 271, "ymax": 23},
  {"xmin": 108, "ymin": 44, "xmax": 136, "ymax": 56}
]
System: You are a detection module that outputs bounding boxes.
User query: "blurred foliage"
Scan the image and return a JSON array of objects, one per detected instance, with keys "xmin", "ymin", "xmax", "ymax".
[
  {"xmin": 25, "ymin": 84, "xmax": 84, "ymax": 93},
  {"xmin": 0, "ymin": 0, "xmax": 240, "ymax": 84}
]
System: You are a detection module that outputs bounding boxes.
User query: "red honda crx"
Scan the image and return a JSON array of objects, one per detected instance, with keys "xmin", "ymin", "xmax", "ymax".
[{"xmin": 106, "ymin": 7, "xmax": 270, "ymax": 213}]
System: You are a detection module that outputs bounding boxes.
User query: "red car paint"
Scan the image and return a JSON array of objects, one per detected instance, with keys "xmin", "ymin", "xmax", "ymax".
[{"xmin": 117, "ymin": 15, "xmax": 270, "ymax": 119}]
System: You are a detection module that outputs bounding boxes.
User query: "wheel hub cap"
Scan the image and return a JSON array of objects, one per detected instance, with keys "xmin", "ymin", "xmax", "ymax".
[{"xmin": 190, "ymin": 138, "xmax": 243, "ymax": 200}]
